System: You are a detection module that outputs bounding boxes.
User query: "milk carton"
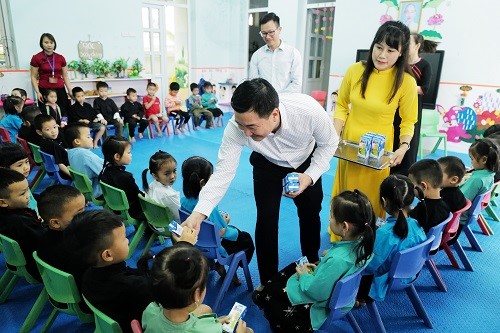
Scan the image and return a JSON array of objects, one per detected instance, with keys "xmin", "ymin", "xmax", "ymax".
[
  {"xmin": 283, "ymin": 173, "xmax": 300, "ymax": 193},
  {"xmin": 358, "ymin": 133, "xmax": 374, "ymax": 160},
  {"xmin": 368, "ymin": 133, "xmax": 386, "ymax": 160}
]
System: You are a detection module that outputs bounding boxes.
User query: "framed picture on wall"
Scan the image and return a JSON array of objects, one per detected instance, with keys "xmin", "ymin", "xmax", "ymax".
[{"xmin": 399, "ymin": 0, "xmax": 423, "ymax": 32}]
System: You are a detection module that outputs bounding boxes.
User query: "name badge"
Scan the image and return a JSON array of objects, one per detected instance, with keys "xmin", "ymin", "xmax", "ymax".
[{"xmin": 49, "ymin": 76, "xmax": 58, "ymax": 84}]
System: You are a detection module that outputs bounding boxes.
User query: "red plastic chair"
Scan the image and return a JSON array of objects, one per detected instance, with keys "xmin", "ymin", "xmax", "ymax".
[
  {"xmin": 16, "ymin": 136, "xmax": 36, "ymax": 171},
  {"xmin": 311, "ymin": 90, "xmax": 327, "ymax": 107},
  {"xmin": 131, "ymin": 319, "xmax": 143, "ymax": 333},
  {"xmin": 440, "ymin": 200, "xmax": 473, "ymax": 271},
  {"xmin": 424, "ymin": 213, "xmax": 452, "ymax": 292},
  {"xmin": 0, "ymin": 127, "xmax": 12, "ymax": 142}
]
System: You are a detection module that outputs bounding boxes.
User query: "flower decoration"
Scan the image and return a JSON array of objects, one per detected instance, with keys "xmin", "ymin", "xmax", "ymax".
[
  {"xmin": 427, "ymin": 14, "xmax": 444, "ymax": 26},
  {"xmin": 380, "ymin": 14, "xmax": 393, "ymax": 24}
]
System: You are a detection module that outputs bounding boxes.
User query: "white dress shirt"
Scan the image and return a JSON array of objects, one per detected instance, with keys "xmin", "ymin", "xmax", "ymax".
[
  {"xmin": 145, "ymin": 179, "xmax": 181, "ymax": 222},
  {"xmin": 249, "ymin": 41, "xmax": 303, "ymax": 93},
  {"xmin": 194, "ymin": 93, "xmax": 339, "ymax": 217}
]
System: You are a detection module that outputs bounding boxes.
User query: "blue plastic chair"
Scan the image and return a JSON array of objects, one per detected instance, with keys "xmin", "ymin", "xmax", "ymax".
[
  {"xmin": 367, "ymin": 236, "xmax": 435, "ymax": 333},
  {"xmin": 424, "ymin": 213, "xmax": 452, "ymax": 292},
  {"xmin": 317, "ymin": 267, "xmax": 365, "ymax": 333},
  {"xmin": 462, "ymin": 192, "xmax": 489, "ymax": 252},
  {"xmin": 39, "ymin": 151, "xmax": 73, "ymax": 186},
  {"xmin": 179, "ymin": 209, "xmax": 253, "ymax": 313}
]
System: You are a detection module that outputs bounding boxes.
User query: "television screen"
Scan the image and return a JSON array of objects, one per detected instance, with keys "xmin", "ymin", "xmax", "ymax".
[{"xmin": 355, "ymin": 49, "xmax": 445, "ymax": 110}]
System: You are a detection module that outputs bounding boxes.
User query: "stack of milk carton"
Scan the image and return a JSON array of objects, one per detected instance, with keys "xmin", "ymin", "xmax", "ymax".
[{"xmin": 357, "ymin": 132, "xmax": 386, "ymax": 161}]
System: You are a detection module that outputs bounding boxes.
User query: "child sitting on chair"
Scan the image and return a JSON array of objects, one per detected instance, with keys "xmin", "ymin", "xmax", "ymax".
[
  {"xmin": 180, "ymin": 156, "xmax": 254, "ymax": 285},
  {"xmin": 142, "ymin": 83, "xmax": 163, "ymax": 138},
  {"xmin": 201, "ymin": 81, "xmax": 223, "ymax": 127},
  {"xmin": 18, "ymin": 105, "xmax": 42, "ymax": 146},
  {"xmin": 121, "ymin": 88, "xmax": 149, "ymax": 142},
  {"xmin": 188, "ymin": 83, "xmax": 213, "ymax": 130},
  {"xmin": 165, "ymin": 82, "xmax": 190, "ymax": 134},
  {"xmin": 0, "ymin": 96, "xmax": 24, "ymax": 143},
  {"xmin": 408, "ymin": 159, "xmax": 451, "ymax": 233}
]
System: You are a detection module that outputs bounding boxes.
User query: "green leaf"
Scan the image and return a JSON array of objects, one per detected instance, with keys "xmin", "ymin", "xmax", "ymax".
[
  {"xmin": 423, "ymin": 0, "xmax": 445, "ymax": 9},
  {"xmin": 380, "ymin": 0, "xmax": 398, "ymax": 7},
  {"xmin": 420, "ymin": 29, "xmax": 442, "ymax": 40}
]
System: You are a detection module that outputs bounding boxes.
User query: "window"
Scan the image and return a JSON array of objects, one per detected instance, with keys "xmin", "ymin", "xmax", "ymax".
[{"xmin": 0, "ymin": 0, "xmax": 16, "ymax": 68}]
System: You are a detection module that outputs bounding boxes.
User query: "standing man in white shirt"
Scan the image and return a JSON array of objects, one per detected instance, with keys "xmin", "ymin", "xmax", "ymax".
[
  {"xmin": 249, "ymin": 12, "xmax": 303, "ymax": 93},
  {"xmin": 183, "ymin": 78, "xmax": 338, "ymax": 287}
]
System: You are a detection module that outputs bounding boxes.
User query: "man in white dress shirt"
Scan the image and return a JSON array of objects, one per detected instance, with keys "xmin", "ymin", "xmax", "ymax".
[
  {"xmin": 184, "ymin": 78, "xmax": 338, "ymax": 286},
  {"xmin": 249, "ymin": 12, "xmax": 303, "ymax": 93}
]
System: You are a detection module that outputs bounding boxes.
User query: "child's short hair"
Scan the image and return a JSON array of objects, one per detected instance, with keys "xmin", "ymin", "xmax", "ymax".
[
  {"xmin": 64, "ymin": 123, "xmax": 88, "ymax": 148},
  {"xmin": 21, "ymin": 105, "xmax": 42, "ymax": 124},
  {"xmin": 12, "ymin": 88, "xmax": 27, "ymax": 98},
  {"xmin": 151, "ymin": 243, "xmax": 209, "ymax": 309},
  {"xmin": 437, "ymin": 156, "xmax": 466, "ymax": 182},
  {"xmin": 38, "ymin": 185, "xmax": 83, "ymax": 222},
  {"xmin": 408, "ymin": 159, "xmax": 443, "ymax": 188},
  {"xmin": 332, "ymin": 90, "xmax": 338, "ymax": 96},
  {"xmin": 64, "ymin": 210, "xmax": 124, "ymax": 266},
  {"xmin": 72, "ymin": 86, "xmax": 84, "ymax": 96},
  {"xmin": 0, "ymin": 143, "xmax": 28, "ymax": 168},
  {"xmin": 34, "ymin": 114, "xmax": 56, "ymax": 131},
  {"xmin": 202, "ymin": 81, "xmax": 212, "ymax": 89},
  {"xmin": 0, "ymin": 167, "xmax": 26, "ymax": 199},
  {"xmin": 169, "ymin": 82, "xmax": 180, "ymax": 91},
  {"xmin": 147, "ymin": 82, "xmax": 157, "ymax": 89},
  {"xmin": 469, "ymin": 138, "xmax": 500, "ymax": 172},
  {"xmin": 189, "ymin": 83, "xmax": 198, "ymax": 92},
  {"xmin": 96, "ymin": 81, "xmax": 109, "ymax": 90},
  {"xmin": 126, "ymin": 88, "xmax": 137, "ymax": 95},
  {"xmin": 3, "ymin": 96, "xmax": 23, "ymax": 115},
  {"xmin": 43, "ymin": 89, "xmax": 57, "ymax": 98}
]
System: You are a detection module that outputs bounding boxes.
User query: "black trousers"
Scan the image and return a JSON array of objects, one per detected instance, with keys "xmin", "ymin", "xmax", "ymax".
[
  {"xmin": 126, "ymin": 118, "xmax": 149, "ymax": 138},
  {"xmin": 170, "ymin": 110, "xmax": 191, "ymax": 126},
  {"xmin": 221, "ymin": 229, "xmax": 255, "ymax": 265},
  {"xmin": 250, "ymin": 151, "xmax": 322, "ymax": 284},
  {"xmin": 207, "ymin": 107, "xmax": 224, "ymax": 117}
]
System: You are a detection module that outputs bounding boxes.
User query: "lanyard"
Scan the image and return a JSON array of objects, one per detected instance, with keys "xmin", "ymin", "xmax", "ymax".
[{"xmin": 46, "ymin": 53, "xmax": 55, "ymax": 76}]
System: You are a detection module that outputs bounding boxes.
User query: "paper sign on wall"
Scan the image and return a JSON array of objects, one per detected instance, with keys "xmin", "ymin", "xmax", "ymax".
[{"xmin": 78, "ymin": 41, "xmax": 103, "ymax": 60}]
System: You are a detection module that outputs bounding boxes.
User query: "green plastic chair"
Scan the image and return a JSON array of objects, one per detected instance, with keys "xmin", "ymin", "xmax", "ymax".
[
  {"xmin": 68, "ymin": 166, "xmax": 105, "ymax": 206},
  {"xmin": 82, "ymin": 295, "xmax": 123, "ymax": 333},
  {"xmin": 28, "ymin": 142, "xmax": 47, "ymax": 191},
  {"xmin": 99, "ymin": 181, "xmax": 147, "ymax": 258},
  {"xmin": 0, "ymin": 234, "xmax": 48, "ymax": 332},
  {"xmin": 484, "ymin": 180, "xmax": 500, "ymax": 222},
  {"xmin": 418, "ymin": 109, "xmax": 447, "ymax": 158},
  {"xmin": 33, "ymin": 251, "xmax": 94, "ymax": 332},
  {"xmin": 138, "ymin": 194, "xmax": 173, "ymax": 256}
]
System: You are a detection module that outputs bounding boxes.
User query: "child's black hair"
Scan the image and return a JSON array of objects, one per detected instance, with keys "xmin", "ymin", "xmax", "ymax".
[
  {"xmin": 142, "ymin": 150, "xmax": 177, "ymax": 192},
  {"xmin": 469, "ymin": 138, "xmax": 500, "ymax": 172},
  {"xmin": 437, "ymin": 156, "xmax": 466, "ymax": 182},
  {"xmin": 0, "ymin": 167, "xmax": 27, "ymax": 198},
  {"xmin": 99, "ymin": 136, "xmax": 131, "ymax": 180},
  {"xmin": 408, "ymin": 159, "xmax": 443, "ymax": 189},
  {"xmin": 21, "ymin": 105, "xmax": 42, "ymax": 124},
  {"xmin": 126, "ymin": 88, "xmax": 137, "ymax": 95},
  {"xmin": 43, "ymin": 89, "xmax": 57, "ymax": 98},
  {"xmin": 151, "ymin": 243, "xmax": 209, "ymax": 309},
  {"xmin": 380, "ymin": 175, "xmax": 409, "ymax": 239},
  {"xmin": 0, "ymin": 142, "xmax": 28, "ymax": 168},
  {"xmin": 483, "ymin": 124, "xmax": 500, "ymax": 138},
  {"xmin": 38, "ymin": 184, "xmax": 82, "ymax": 222},
  {"xmin": 147, "ymin": 82, "xmax": 157, "ymax": 89},
  {"xmin": 202, "ymin": 81, "xmax": 212, "ymax": 89},
  {"xmin": 72, "ymin": 86, "xmax": 84, "ymax": 96},
  {"xmin": 181, "ymin": 156, "xmax": 213, "ymax": 199},
  {"xmin": 63, "ymin": 210, "xmax": 124, "ymax": 267},
  {"xmin": 64, "ymin": 123, "xmax": 89, "ymax": 148},
  {"xmin": 331, "ymin": 189, "xmax": 375, "ymax": 266},
  {"xmin": 96, "ymin": 81, "xmax": 109, "ymax": 90},
  {"xmin": 3, "ymin": 96, "xmax": 23, "ymax": 115},
  {"xmin": 169, "ymin": 82, "xmax": 180, "ymax": 91},
  {"xmin": 394, "ymin": 174, "xmax": 424, "ymax": 209},
  {"xmin": 189, "ymin": 83, "xmax": 198, "ymax": 92},
  {"xmin": 34, "ymin": 114, "xmax": 56, "ymax": 131},
  {"xmin": 12, "ymin": 88, "xmax": 27, "ymax": 98}
]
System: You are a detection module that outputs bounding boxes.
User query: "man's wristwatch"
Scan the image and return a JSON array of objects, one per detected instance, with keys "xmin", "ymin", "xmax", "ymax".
[{"xmin": 399, "ymin": 142, "xmax": 410, "ymax": 150}]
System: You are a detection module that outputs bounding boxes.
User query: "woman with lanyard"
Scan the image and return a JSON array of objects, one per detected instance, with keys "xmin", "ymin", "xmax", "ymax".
[{"xmin": 30, "ymin": 33, "xmax": 72, "ymax": 118}]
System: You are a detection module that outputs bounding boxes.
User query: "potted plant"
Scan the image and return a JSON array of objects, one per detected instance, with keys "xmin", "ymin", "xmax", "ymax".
[
  {"xmin": 67, "ymin": 60, "xmax": 79, "ymax": 79},
  {"xmin": 91, "ymin": 59, "xmax": 110, "ymax": 78},
  {"xmin": 78, "ymin": 59, "xmax": 91, "ymax": 79},
  {"xmin": 112, "ymin": 57, "xmax": 128, "ymax": 78},
  {"xmin": 129, "ymin": 58, "xmax": 143, "ymax": 78}
]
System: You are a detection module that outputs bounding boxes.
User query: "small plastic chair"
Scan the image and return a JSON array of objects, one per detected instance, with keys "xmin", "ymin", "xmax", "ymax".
[
  {"xmin": 367, "ymin": 236, "xmax": 435, "ymax": 333},
  {"xmin": 15, "ymin": 136, "xmax": 36, "ymax": 171},
  {"xmin": 0, "ymin": 126, "xmax": 12, "ymax": 142},
  {"xmin": 100, "ymin": 181, "xmax": 147, "ymax": 258},
  {"xmin": 39, "ymin": 150, "xmax": 73, "ymax": 186},
  {"xmin": 83, "ymin": 295, "xmax": 123, "ymax": 333},
  {"xmin": 138, "ymin": 194, "xmax": 173, "ymax": 256},
  {"xmin": 179, "ymin": 209, "xmax": 253, "ymax": 313},
  {"xmin": 311, "ymin": 90, "xmax": 327, "ymax": 107},
  {"xmin": 33, "ymin": 251, "xmax": 94, "ymax": 332},
  {"xmin": 424, "ymin": 213, "xmax": 452, "ymax": 292},
  {"xmin": 0, "ymin": 234, "xmax": 48, "ymax": 332},
  {"xmin": 419, "ymin": 108, "xmax": 447, "ymax": 158},
  {"xmin": 68, "ymin": 166, "xmax": 105, "ymax": 206},
  {"xmin": 440, "ymin": 200, "xmax": 473, "ymax": 271},
  {"xmin": 462, "ymin": 192, "xmax": 489, "ymax": 253},
  {"xmin": 28, "ymin": 142, "xmax": 48, "ymax": 191},
  {"xmin": 131, "ymin": 319, "xmax": 143, "ymax": 333},
  {"xmin": 317, "ymin": 267, "xmax": 366, "ymax": 333},
  {"xmin": 483, "ymin": 180, "xmax": 500, "ymax": 222}
]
